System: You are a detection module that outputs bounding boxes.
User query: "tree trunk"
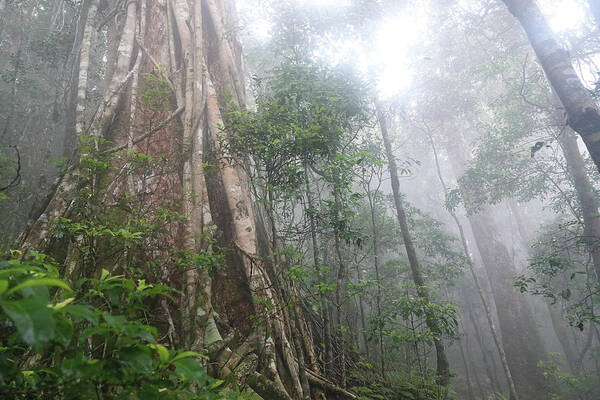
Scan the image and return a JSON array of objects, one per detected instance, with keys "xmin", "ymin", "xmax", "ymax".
[
  {"xmin": 508, "ymin": 199, "xmax": 586, "ymax": 375},
  {"xmin": 445, "ymin": 132, "xmax": 552, "ymax": 400},
  {"xmin": 426, "ymin": 130, "xmax": 520, "ymax": 399},
  {"xmin": 547, "ymin": 303, "xmax": 582, "ymax": 373},
  {"xmin": 367, "ymin": 188, "xmax": 385, "ymax": 378},
  {"xmin": 332, "ymin": 202, "xmax": 348, "ymax": 387},
  {"xmin": 376, "ymin": 103, "xmax": 450, "ymax": 386},
  {"xmin": 467, "ymin": 306, "xmax": 503, "ymax": 395},
  {"xmin": 559, "ymin": 130, "xmax": 600, "ymax": 282},
  {"xmin": 355, "ymin": 262, "xmax": 370, "ymax": 359},
  {"xmin": 457, "ymin": 325, "xmax": 476, "ymax": 400},
  {"xmin": 16, "ymin": 1, "xmax": 326, "ymax": 398},
  {"xmin": 501, "ymin": 0, "xmax": 600, "ymax": 172},
  {"xmin": 304, "ymin": 168, "xmax": 334, "ymax": 381}
]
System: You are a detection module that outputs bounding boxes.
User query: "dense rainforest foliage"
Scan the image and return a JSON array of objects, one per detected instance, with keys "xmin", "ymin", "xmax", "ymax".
[{"xmin": 1, "ymin": 0, "xmax": 600, "ymax": 399}]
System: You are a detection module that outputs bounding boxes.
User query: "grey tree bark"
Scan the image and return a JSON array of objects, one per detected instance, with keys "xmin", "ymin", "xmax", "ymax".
[
  {"xmin": 501, "ymin": 0, "xmax": 600, "ymax": 172},
  {"xmin": 446, "ymin": 132, "xmax": 552, "ymax": 400},
  {"xmin": 426, "ymin": 129, "xmax": 519, "ymax": 399},
  {"xmin": 376, "ymin": 103, "xmax": 451, "ymax": 386},
  {"xmin": 559, "ymin": 130, "xmax": 600, "ymax": 283},
  {"xmin": 508, "ymin": 200, "xmax": 585, "ymax": 374}
]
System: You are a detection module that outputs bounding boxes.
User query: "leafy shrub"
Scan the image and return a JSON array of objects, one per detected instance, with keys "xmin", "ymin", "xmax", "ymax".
[{"xmin": 0, "ymin": 251, "xmax": 233, "ymax": 399}]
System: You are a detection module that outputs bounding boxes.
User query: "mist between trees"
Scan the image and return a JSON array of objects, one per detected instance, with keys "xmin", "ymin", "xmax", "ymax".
[{"xmin": 1, "ymin": 0, "xmax": 600, "ymax": 399}]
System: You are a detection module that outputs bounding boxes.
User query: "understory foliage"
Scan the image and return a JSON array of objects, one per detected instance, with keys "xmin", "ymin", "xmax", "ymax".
[
  {"xmin": 0, "ymin": 251, "xmax": 228, "ymax": 399},
  {"xmin": 224, "ymin": 57, "xmax": 461, "ymax": 396},
  {"xmin": 0, "ymin": 60, "xmax": 462, "ymax": 400},
  {"xmin": 516, "ymin": 217, "xmax": 600, "ymax": 326},
  {"xmin": 0, "ymin": 140, "xmax": 241, "ymax": 399}
]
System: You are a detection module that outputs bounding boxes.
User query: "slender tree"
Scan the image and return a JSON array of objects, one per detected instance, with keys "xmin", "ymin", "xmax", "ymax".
[{"xmin": 376, "ymin": 103, "xmax": 451, "ymax": 386}]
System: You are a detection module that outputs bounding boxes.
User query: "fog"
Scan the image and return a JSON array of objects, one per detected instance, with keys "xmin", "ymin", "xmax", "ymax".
[{"xmin": 1, "ymin": 1, "xmax": 599, "ymax": 399}]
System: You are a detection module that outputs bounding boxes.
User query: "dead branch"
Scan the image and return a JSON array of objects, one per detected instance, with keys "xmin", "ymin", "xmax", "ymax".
[{"xmin": 0, "ymin": 145, "xmax": 21, "ymax": 192}]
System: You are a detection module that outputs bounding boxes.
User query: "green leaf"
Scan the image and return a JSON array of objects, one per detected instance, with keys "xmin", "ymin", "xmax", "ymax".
[
  {"xmin": 0, "ymin": 280, "xmax": 8, "ymax": 295},
  {"xmin": 0, "ymin": 297, "xmax": 55, "ymax": 348},
  {"xmin": 149, "ymin": 344, "xmax": 170, "ymax": 363},
  {"xmin": 120, "ymin": 345, "xmax": 153, "ymax": 374},
  {"xmin": 0, "ymin": 266, "xmax": 44, "ymax": 277},
  {"xmin": 7, "ymin": 278, "xmax": 72, "ymax": 295},
  {"xmin": 173, "ymin": 357, "xmax": 209, "ymax": 383},
  {"xmin": 54, "ymin": 316, "xmax": 74, "ymax": 347},
  {"xmin": 52, "ymin": 297, "xmax": 75, "ymax": 310},
  {"xmin": 100, "ymin": 269, "xmax": 109, "ymax": 281},
  {"xmin": 64, "ymin": 304, "xmax": 98, "ymax": 324},
  {"xmin": 208, "ymin": 379, "xmax": 224, "ymax": 390},
  {"xmin": 170, "ymin": 351, "xmax": 207, "ymax": 363}
]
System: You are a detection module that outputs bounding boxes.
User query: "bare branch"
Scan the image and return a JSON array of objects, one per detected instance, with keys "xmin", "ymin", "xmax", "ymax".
[{"xmin": 0, "ymin": 145, "xmax": 21, "ymax": 192}]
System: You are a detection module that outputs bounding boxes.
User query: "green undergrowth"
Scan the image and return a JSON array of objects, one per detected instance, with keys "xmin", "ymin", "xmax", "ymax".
[
  {"xmin": 348, "ymin": 365, "xmax": 450, "ymax": 400},
  {"xmin": 0, "ymin": 250, "xmax": 247, "ymax": 399}
]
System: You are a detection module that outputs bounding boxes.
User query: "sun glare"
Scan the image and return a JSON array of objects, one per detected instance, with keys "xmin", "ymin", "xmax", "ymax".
[
  {"xmin": 236, "ymin": 0, "xmax": 428, "ymax": 99},
  {"xmin": 296, "ymin": 0, "xmax": 351, "ymax": 7},
  {"xmin": 312, "ymin": 7, "xmax": 428, "ymax": 99},
  {"xmin": 539, "ymin": 0, "xmax": 587, "ymax": 33},
  {"xmin": 371, "ymin": 12, "xmax": 427, "ymax": 99}
]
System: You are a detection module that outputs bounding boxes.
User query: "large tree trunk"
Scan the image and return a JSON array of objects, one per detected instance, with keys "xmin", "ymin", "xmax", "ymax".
[
  {"xmin": 446, "ymin": 133, "xmax": 552, "ymax": 400},
  {"xmin": 508, "ymin": 190, "xmax": 585, "ymax": 375},
  {"xmin": 559, "ymin": 130, "xmax": 600, "ymax": 282},
  {"xmin": 376, "ymin": 103, "xmax": 451, "ymax": 386},
  {"xmin": 467, "ymin": 211, "xmax": 550, "ymax": 399},
  {"xmin": 426, "ymin": 130, "xmax": 519, "ymax": 399},
  {"xmin": 501, "ymin": 0, "xmax": 600, "ymax": 172},
  {"xmin": 16, "ymin": 1, "xmax": 333, "ymax": 399}
]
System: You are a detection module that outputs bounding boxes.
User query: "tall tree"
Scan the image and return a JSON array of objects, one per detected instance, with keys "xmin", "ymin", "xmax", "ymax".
[
  {"xmin": 376, "ymin": 103, "xmax": 451, "ymax": 386},
  {"xmin": 501, "ymin": 0, "xmax": 600, "ymax": 172},
  {"xmin": 424, "ymin": 126, "xmax": 520, "ymax": 400},
  {"xmin": 558, "ymin": 129, "xmax": 600, "ymax": 283},
  {"xmin": 15, "ymin": 1, "xmax": 336, "ymax": 399},
  {"xmin": 446, "ymin": 131, "xmax": 552, "ymax": 400}
]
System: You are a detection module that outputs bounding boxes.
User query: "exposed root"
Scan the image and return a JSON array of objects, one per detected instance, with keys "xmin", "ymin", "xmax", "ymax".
[
  {"xmin": 305, "ymin": 369, "xmax": 358, "ymax": 400},
  {"xmin": 246, "ymin": 371, "xmax": 293, "ymax": 400}
]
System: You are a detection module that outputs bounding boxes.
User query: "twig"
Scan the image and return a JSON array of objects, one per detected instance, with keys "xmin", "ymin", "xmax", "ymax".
[{"xmin": 0, "ymin": 145, "xmax": 21, "ymax": 191}]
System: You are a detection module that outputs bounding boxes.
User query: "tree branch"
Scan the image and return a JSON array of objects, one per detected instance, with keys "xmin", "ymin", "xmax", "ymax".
[
  {"xmin": 0, "ymin": 145, "xmax": 21, "ymax": 192},
  {"xmin": 101, "ymin": 106, "xmax": 184, "ymax": 155}
]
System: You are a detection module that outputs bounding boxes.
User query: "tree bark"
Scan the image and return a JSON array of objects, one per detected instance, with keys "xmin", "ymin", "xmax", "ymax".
[
  {"xmin": 501, "ymin": 0, "xmax": 600, "ymax": 172},
  {"xmin": 376, "ymin": 103, "xmax": 450, "ymax": 386},
  {"xmin": 304, "ymin": 168, "xmax": 334, "ymax": 380},
  {"xmin": 559, "ymin": 130, "xmax": 600, "ymax": 282},
  {"xmin": 467, "ymin": 306, "xmax": 503, "ymax": 395},
  {"xmin": 426, "ymin": 130, "xmax": 520, "ymax": 399},
  {"xmin": 363, "ymin": 171, "xmax": 385, "ymax": 378},
  {"xmin": 457, "ymin": 326, "xmax": 476, "ymax": 400},
  {"xmin": 445, "ymin": 132, "xmax": 552, "ymax": 400},
  {"xmin": 75, "ymin": 0, "xmax": 98, "ymax": 135},
  {"xmin": 508, "ymin": 196, "xmax": 585, "ymax": 375},
  {"xmin": 17, "ymin": 1, "xmax": 315, "ymax": 398}
]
